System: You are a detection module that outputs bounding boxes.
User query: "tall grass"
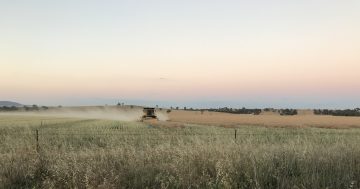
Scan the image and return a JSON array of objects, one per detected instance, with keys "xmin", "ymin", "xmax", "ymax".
[{"xmin": 0, "ymin": 115, "xmax": 359, "ymax": 188}]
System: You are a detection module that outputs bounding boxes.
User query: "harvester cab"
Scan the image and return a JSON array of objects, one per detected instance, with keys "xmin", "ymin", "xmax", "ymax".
[{"xmin": 141, "ymin": 107, "xmax": 158, "ymax": 121}]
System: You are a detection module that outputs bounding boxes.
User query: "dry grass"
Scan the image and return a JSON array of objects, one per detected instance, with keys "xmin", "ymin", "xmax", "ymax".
[
  {"xmin": 168, "ymin": 110, "xmax": 360, "ymax": 128},
  {"xmin": 1, "ymin": 112, "xmax": 360, "ymax": 188},
  {"xmin": 143, "ymin": 119, "xmax": 186, "ymax": 128}
]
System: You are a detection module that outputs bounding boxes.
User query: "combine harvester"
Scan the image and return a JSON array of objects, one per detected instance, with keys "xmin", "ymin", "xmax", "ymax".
[{"xmin": 141, "ymin": 107, "xmax": 158, "ymax": 122}]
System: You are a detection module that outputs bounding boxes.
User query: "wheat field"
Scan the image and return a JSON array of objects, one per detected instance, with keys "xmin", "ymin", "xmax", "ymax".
[
  {"xmin": 168, "ymin": 110, "xmax": 360, "ymax": 128},
  {"xmin": 1, "ymin": 112, "xmax": 360, "ymax": 188}
]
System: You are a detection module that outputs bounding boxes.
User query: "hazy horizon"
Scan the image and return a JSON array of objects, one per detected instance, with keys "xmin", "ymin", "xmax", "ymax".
[
  {"xmin": 3, "ymin": 97, "xmax": 359, "ymax": 109},
  {"xmin": 1, "ymin": 0, "xmax": 360, "ymax": 108}
]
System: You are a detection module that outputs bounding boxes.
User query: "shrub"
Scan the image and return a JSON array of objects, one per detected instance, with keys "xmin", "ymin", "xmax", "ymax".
[{"xmin": 279, "ymin": 109, "xmax": 298, "ymax": 116}]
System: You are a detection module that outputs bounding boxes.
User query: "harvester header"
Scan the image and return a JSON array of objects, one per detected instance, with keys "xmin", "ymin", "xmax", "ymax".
[{"xmin": 141, "ymin": 107, "xmax": 158, "ymax": 121}]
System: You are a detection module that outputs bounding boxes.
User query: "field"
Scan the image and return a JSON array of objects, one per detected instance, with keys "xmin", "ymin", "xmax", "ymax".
[
  {"xmin": 168, "ymin": 110, "xmax": 360, "ymax": 128},
  {"xmin": 1, "ymin": 110, "xmax": 360, "ymax": 188}
]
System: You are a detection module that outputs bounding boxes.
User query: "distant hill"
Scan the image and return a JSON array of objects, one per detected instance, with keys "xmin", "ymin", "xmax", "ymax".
[{"xmin": 0, "ymin": 101, "xmax": 23, "ymax": 107}]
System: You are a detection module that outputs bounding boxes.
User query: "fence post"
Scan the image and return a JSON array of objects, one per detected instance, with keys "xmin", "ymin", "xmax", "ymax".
[
  {"xmin": 36, "ymin": 129, "xmax": 39, "ymax": 152},
  {"xmin": 235, "ymin": 129, "xmax": 237, "ymax": 140}
]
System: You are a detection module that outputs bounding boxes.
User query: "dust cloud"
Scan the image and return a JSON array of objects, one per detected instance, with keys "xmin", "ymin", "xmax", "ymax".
[{"xmin": 0, "ymin": 106, "xmax": 169, "ymax": 121}]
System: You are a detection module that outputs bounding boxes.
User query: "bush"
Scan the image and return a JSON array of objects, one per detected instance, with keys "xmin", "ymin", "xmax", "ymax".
[{"xmin": 279, "ymin": 109, "xmax": 298, "ymax": 116}]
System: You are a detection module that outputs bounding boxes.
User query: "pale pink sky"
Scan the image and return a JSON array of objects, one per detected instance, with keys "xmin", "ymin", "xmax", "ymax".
[{"xmin": 1, "ymin": 0, "xmax": 360, "ymax": 108}]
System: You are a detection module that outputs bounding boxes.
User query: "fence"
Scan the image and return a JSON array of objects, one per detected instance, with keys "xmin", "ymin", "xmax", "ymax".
[{"xmin": 2, "ymin": 124, "xmax": 359, "ymax": 154}]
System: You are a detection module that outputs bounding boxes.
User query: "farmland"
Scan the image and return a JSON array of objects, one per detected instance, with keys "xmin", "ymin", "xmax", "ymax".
[
  {"xmin": 1, "ymin": 111, "xmax": 360, "ymax": 188},
  {"xmin": 168, "ymin": 110, "xmax": 360, "ymax": 129}
]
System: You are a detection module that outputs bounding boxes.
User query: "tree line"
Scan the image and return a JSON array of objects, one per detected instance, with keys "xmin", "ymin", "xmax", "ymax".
[
  {"xmin": 208, "ymin": 107, "xmax": 262, "ymax": 115},
  {"xmin": 179, "ymin": 107, "xmax": 299, "ymax": 116},
  {"xmin": 314, "ymin": 108, "xmax": 360, "ymax": 117},
  {"xmin": 0, "ymin": 106, "xmax": 19, "ymax": 111},
  {"xmin": 0, "ymin": 105, "xmax": 49, "ymax": 112}
]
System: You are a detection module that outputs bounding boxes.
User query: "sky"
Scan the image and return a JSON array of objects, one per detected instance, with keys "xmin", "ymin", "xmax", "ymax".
[{"xmin": 1, "ymin": 0, "xmax": 360, "ymax": 108}]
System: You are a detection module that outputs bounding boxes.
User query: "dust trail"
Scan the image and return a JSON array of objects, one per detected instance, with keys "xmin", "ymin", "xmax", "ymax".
[
  {"xmin": 155, "ymin": 111, "xmax": 169, "ymax": 121},
  {"xmin": 0, "ymin": 107, "xmax": 146, "ymax": 121}
]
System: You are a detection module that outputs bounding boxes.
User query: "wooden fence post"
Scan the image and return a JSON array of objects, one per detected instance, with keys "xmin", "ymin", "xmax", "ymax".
[
  {"xmin": 235, "ymin": 129, "xmax": 237, "ymax": 140},
  {"xmin": 36, "ymin": 129, "xmax": 39, "ymax": 152}
]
